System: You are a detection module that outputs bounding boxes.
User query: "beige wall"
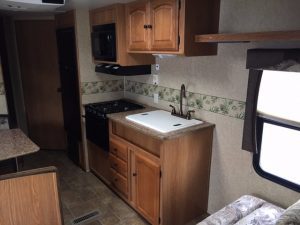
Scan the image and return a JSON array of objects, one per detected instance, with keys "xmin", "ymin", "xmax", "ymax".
[
  {"xmin": 0, "ymin": 58, "xmax": 8, "ymax": 115},
  {"xmin": 74, "ymin": 9, "xmax": 124, "ymax": 105},
  {"xmin": 124, "ymin": 0, "xmax": 300, "ymax": 213}
]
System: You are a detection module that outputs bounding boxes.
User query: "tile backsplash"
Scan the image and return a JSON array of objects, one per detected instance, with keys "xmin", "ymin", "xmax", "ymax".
[
  {"xmin": 80, "ymin": 79, "xmax": 245, "ymax": 120},
  {"xmin": 125, "ymin": 80, "xmax": 246, "ymax": 120},
  {"xmin": 81, "ymin": 80, "xmax": 124, "ymax": 95}
]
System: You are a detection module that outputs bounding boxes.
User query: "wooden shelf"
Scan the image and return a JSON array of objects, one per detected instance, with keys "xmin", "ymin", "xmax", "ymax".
[{"xmin": 195, "ymin": 30, "xmax": 300, "ymax": 43}]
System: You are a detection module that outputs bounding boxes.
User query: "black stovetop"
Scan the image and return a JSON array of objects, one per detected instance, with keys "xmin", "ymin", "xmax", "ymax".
[{"xmin": 85, "ymin": 99, "xmax": 144, "ymax": 116}]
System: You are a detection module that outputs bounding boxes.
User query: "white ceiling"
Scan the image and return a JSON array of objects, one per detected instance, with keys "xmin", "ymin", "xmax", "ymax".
[{"xmin": 0, "ymin": 0, "xmax": 133, "ymax": 13}]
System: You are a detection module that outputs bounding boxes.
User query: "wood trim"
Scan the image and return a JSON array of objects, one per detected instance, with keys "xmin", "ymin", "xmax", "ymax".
[
  {"xmin": 0, "ymin": 167, "xmax": 63, "ymax": 225},
  {"xmin": 0, "ymin": 166, "xmax": 58, "ymax": 180},
  {"xmin": 195, "ymin": 30, "xmax": 300, "ymax": 43},
  {"xmin": 73, "ymin": 10, "xmax": 88, "ymax": 170},
  {"xmin": 110, "ymin": 120, "xmax": 162, "ymax": 157}
]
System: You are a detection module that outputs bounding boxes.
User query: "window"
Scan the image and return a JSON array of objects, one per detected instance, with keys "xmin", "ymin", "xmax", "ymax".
[{"xmin": 254, "ymin": 70, "xmax": 300, "ymax": 191}]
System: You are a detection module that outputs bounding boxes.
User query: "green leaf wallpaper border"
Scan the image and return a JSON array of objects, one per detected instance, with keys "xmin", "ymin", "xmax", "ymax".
[
  {"xmin": 0, "ymin": 83, "xmax": 5, "ymax": 95},
  {"xmin": 81, "ymin": 80, "xmax": 124, "ymax": 95},
  {"xmin": 125, "ymin": 80, "xmax": 246, "ymax": 120}
]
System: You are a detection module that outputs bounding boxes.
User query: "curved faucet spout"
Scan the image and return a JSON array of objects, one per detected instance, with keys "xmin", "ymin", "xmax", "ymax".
[{"xmin": 180, "ymin": 84, "xmax": 186, "ymax": 116}]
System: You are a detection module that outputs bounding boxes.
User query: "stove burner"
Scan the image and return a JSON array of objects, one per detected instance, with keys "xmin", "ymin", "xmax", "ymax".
[{"xmin": 85, "ymin": 100, "xmax": 144, "ymax": 117}]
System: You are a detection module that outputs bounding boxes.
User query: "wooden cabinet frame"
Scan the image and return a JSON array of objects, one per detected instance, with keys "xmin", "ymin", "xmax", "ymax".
[
  {"xmin": 90, "ymin": 4, "xmax": 155, "ymax": 66},
  {"xmin": 108, "ymin": 120, "xmax": 214, "ymax": 225},
  {"xmin": 126, "ymin": 0, "xmax": 220, "ymax": 56}
]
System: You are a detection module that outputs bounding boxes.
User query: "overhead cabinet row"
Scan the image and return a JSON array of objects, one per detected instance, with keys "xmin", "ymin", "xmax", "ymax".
[
  {"xmin": 89, "ymin": 0, "xmax": 220, "ymax": 66},
  {"xmin": 127, "ymin": 0, "xmax": 220, "ymax": 55}
]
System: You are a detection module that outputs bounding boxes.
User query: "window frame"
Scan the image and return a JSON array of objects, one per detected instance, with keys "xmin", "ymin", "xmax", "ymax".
[{"xmin": 253, "ymin": 116, "xmax": 300, "ymax": 192}]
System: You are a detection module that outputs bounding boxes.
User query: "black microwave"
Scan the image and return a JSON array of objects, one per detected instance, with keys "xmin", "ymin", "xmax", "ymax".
[{"xmin": 91, "ymin": 23, "xmax": 117, "ymax": 62}]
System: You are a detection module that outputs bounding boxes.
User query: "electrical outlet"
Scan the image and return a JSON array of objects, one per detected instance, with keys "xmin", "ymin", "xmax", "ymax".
[
  {"xmin": 154, "ymin": 93, "xmax": 159, "ymax": 104},
  {"xmin": 153, "ymin": 75, "xmax": 159, "ymax": 85},
  {"xmin": 155, "ymin": 64, "xmax": 160, "ymax": 71}
]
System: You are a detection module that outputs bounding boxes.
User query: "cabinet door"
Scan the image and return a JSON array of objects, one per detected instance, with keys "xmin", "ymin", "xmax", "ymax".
[
  {"xmin": 150, "ymin": 0, "xmax": 179, "ymax": 51},
  {"xmin": 134, "ymin": 153, "xmax": 160, "ymax": 225},
  {"xmin": 126, "ymin": 1, "xmax": 150, "ymax": 51},
  {"xmin": 90, "ymin": 7, "xmax": 116, "ymax": 26}
]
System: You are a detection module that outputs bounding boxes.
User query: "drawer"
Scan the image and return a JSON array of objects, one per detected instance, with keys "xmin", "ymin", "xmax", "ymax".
[
  {"xmin": 110, "ymin": 139, "xmax": 128, "ymax": 162},
  {"xmin": 111, "ymin": 169, "xmax": 128, "ymax": 197},
  {"xmin": 109, "ymin": 154, "xmax": 128, "ymax": 178}
]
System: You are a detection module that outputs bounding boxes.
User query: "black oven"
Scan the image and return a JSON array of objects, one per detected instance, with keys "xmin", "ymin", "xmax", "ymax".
[
  {"xmin": 91, "ymin": 23, "xmax": 117, "ymax": 62},
  {"xmin": 85, "ymin": 110, "xmax": 109, "ymax": 151}
]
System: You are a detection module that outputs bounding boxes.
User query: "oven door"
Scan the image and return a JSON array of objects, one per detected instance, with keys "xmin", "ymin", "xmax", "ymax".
[
  {"xmin": 92, "ymin": 23, "xmax": 116, "ymax": 62},
  {"xmin": 85, "ymin": 112, "xmax": 109, "ymax": 151}
]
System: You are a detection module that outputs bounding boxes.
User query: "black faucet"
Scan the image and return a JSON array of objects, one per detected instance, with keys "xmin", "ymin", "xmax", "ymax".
[
  {"xmin": 180, "ymin": 84, "xmax": 186, "ymax": 116},
  {"xmin": 169, "ymin": 84, "xmax": 195, "ymax": 120}
]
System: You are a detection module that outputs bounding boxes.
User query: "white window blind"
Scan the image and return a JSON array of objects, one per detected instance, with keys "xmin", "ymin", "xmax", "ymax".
[{"xmin": 257, "ymin": 70, "xmax": 300, "ymax": 126}]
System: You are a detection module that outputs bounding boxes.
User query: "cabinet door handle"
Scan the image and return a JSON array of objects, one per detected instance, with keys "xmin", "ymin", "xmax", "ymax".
[
  {"xmin": 133, "ymin": 173, "xmax": 137, "ymax": 177},
  {"xmin": 147, "ymin": 25, "xmax": 152, "ymax": 29},
  {"xmin": 144, "ymin": 25, "xmax": 148, "ymax": 29}
]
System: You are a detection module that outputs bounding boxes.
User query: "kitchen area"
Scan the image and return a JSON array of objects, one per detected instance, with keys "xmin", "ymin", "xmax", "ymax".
[{"xmin": 1, "ymin": 0, "xmax": 300, "ymax": 225}]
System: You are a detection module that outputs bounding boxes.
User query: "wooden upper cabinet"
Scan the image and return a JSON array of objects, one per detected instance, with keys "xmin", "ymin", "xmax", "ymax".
[
  {"xmin": 150, "ymin": 0, "xmax": 179, "ymax": 51},
  {"xmin": 90, "ymin": 7, "xmax": 116, "ymax": 26},
  {"xmin": 134, "ymin": 152, "xmax": 160, "ymax": 225},
  {"xmin": 126, "ymin": 0, "xmax": 220, "ymax": 56},
  {"xmin": 126, "ymin": 1, "xmax": 150, "ymax": 51},
  {"xmin": 90, "ymin": 4, "xmax": 155, "ymax": 66}
]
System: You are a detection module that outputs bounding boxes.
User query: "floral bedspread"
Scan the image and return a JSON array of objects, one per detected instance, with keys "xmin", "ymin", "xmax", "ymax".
[{"xmin": 198, "ymin": 195, "xmax": 284, "ymax": 225}]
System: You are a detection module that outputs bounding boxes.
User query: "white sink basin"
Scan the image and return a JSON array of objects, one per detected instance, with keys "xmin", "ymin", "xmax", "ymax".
[{"xmin": 126, "ymin": 110, "xmax": 203, "ymax": 133}]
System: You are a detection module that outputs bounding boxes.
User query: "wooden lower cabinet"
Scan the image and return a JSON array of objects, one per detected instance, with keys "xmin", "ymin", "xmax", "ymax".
[
  {"xmin": 108, "ymin": 120, "xmax": 214, "ymax": 225},
  {"xmin": 133, "ymin": 151, "xmax": 160, "ymax": 225}
]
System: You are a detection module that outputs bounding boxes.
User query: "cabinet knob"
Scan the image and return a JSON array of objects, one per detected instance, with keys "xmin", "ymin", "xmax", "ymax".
[{"xmin": 133, "ymin": 173, "xmax": 137, "ymax": 177}]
